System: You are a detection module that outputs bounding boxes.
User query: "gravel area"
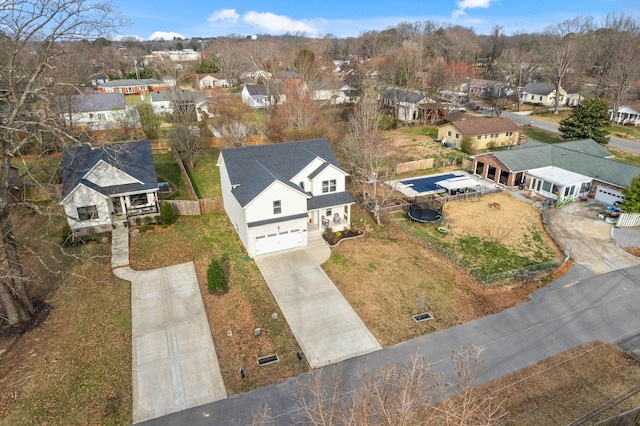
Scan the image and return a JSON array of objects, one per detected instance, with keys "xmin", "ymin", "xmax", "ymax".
[{"xmin": 612, "ymin": 226, "xmax": 640, "ymax": 248}]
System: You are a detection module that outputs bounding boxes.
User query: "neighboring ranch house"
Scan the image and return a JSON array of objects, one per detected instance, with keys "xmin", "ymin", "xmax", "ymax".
[
  {"xmin": 56, "ymin": 93, "xmax": 134, "ymax": 130},
  {"xmin": 241, "ymin": 84, "xmax": 280, "ymax": 109},
  {"xmin": 464, "ymin": 78, "xmax": 513, "ymax": 99},
  {"xmin": 609, "ymin": 102, "xmax": 640, "ymax": 126},
  {"xmin": 97, "ymin": 79, "xmax": 168, "ymax": 96},
  {"xmin": 217, "ymin": 138, "xmax": 354, "ymax": 257},
  {"xmin": 471, "ymin": 139, "xmax": 640, "ymax": 204},
  {"xmin": 307, "ymin": 81, "xmax": 357, "ymax": 104},
  {"xmin": 61, "ymin": 140, "xmax": 159, "ymax": 235},
  {"xmin": 149, "ymin": 90, "xmax": 210, "ymax": 121},
  {"xmin": 520, "ymin": 83, "xmax": 567, "ymax": 107},
  {"xmin": 379, "ymin": 88, "xmax": 435, "ymax": 122},
  {"xmin": 437, "ymin": 117, "xmax": 521, "ymax": 150},
  {"xmin": 195, "ymin": 73, "xmax": 230, "ymax": 89}
]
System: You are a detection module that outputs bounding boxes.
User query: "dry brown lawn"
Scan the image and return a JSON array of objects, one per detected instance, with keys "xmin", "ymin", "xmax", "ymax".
[
  {"xmin": 483, "ymin": 342, "xmax": 640, "ymax": 424},
  {"xmin": 324, "ymin": 196, "xmax": 558, "ymax": 347}
]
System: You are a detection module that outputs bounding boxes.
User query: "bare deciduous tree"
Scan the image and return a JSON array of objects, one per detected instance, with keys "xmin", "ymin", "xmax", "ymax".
[
  {"xmin": 593, "ymin": 14, "xmax": 640, "ymax": 122},
  {"xmin": 0, "ymin": 0, "xmax": 121, "ymax": 325},
  {"xmin": 252, "ymin": 347, "xmax": 504, "ymax": 425},
  {"xmin": 541, "ymin": 17, "xmax": 592, "ymax": 114},
  {"xmin": 340, "ymin": 92, "xmax": 398, "ymax": 225}
]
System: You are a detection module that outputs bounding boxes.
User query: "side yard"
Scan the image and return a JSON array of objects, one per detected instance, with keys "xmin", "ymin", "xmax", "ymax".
[
  {"xmin": 324, "ymin": 194, "xmax": 560, "ymax": 346},
  {"xmin": 0, "ymin": 210, "xmax": 132, "ymax": 425}
]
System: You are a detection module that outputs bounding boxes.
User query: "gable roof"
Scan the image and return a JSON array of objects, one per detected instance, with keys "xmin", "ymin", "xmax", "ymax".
[
  {"xmin": 197, "ymin": 73, "xmax": 225, "ymax": 81},
  {"xmin": 448, "ymin": 117, "xmax": 520, "ymax": 135},
  {"xmin": 150, "ymin": 90, "xmax": 205, "ymax": 104},
  {"xmin": 244, "ymin": 84, "xmax": 269, "ymax": 96},
  {"xmin": 613, "ymin": 101, "xmax": 640, "ymax": 114},
  {"xmin": 483, "ymin": 139, "xmax": 640, "ymax": 188},
  {"xmin": 62, "ymin": 140, "xmax": 157, "ymax": 199},
  {"xmin": 521, "ymin": 83, "xmax": 556, "ymax": 96},
  {"xmin": 381, "ymin": 88, "xmax": 426, "ymax": 104},
  {"xmin": 99, "ymin": 79, "xmax": 164, "ymax": 88},
  {"xmin": 56, "ymin": 93, "xmax": 125, "ymax": 113},
  {"xmin": 220, "ymin": 138, "xmax": 344, "ymax": 207}
]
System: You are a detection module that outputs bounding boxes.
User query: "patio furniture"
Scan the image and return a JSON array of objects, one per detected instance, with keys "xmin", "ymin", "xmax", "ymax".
[{"xmin": 333, "ymin": 213, "xmax": 341, "ymax": 223}]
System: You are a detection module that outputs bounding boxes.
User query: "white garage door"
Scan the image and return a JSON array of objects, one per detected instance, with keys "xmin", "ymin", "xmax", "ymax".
[
  {"xmin": 595, "ymin": 186, "xmax": 624, "ymax": 205},
  {"xmin": 254, "ymin": 230, "xmax": 303, "ymax": 255}
]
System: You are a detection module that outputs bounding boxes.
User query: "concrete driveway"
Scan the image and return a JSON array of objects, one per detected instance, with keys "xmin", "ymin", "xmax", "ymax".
[
  {"xmin": 112, "ymin": 226, "xmax": 227, "ymax": 424},
  {"xmin": 546, "ymin": 200, "xmax": 640, "ymax": 274},
  {"xmin": 254, "ymin": 233, "xmax": 381, "ymax": 368}
]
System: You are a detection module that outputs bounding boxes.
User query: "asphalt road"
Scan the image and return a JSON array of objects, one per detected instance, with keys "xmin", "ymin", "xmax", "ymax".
[
  {"xmin": 141, "ymin": 264, "xmax": 640, "ymax": 425},
  {"xmin": 501, "ymin": 110, "xmax": 640, "ymax": 154}
]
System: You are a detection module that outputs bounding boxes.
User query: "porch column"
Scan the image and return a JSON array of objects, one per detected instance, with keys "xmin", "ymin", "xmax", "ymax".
[{"xmin": 346, "ymin": 204, "xmax": 352, "ymax": 227}]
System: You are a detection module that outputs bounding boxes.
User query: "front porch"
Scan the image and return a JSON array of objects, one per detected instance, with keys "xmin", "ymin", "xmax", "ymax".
[{"xmin": 309, "ymin": 204, "xmax": 351, "ymax": 232}]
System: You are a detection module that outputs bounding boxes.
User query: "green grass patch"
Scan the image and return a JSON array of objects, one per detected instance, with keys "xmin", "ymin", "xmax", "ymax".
[
  {"xmin": 523, "ymin": 127, "xmax": 568, "ymax": 143},
  {"xmin": 188, "ymin": 148, "xmax": 222, "ymax": 198},
  {"xmin": 401, "ymin": 126, "xmax": 439, "ymax": 138},
  {"xmin": 606, "ymin": 123, "xmax": 640, "ymax": 140},
  {"xmin": 153, "ymin": 152, "xmax": 189, "ymax": 199},
  {"xmin": 394, "ymin": 214, "xmax": 556, "ymax": 283},
  {"xmin": 608, "ymin": 147, "xmax": 640, "ymax": 167}
]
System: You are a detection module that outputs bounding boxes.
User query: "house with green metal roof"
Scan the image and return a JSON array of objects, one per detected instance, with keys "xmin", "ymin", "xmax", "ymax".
[{"xmin": 470, "ymin": 139, "xmax": 640, "ymax": 204}]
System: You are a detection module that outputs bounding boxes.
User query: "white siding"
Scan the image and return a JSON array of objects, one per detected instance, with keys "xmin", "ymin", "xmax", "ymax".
[
  {"xmin": 218, "ymin": 155, "xmax": 249, "ymax": 247},
  {"xmin": 245, "ymin": 182, "xmax": 307, "ymax": 224},
  {"xmin": 309, "ymin": 165, "xmax": 347, "ymax": 196},
  {"xmin": 63, "ymin": 184, "xmax": 111, "ymax": 231}
]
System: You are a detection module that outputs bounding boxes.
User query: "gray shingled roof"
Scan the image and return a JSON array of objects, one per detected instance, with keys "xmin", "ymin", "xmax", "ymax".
[
  {"xmin": 245, "ymin": 84, "xmax": 269, "ymax": 96},
  {"xmin": 56, "ymin": 93, "xmax": 125, "ymax": 113},
  {"xmin": 487, "ymin": 139, "xmax": 640, "ymax": 188},
  {"xmin": 381, "ymin": 88, "xmax": 425, "ymax": 104},
  {"xmin": 220, "ymin": 138, "xmax": 351, "ymax": 208},
  {"xmin": 61, "ymin": 140, "xmax": 158, "ymax": 199},
  {"xmin": 99, "ymin": 78, "xmax": 164, "ymax": 87},
  {"xmin": 521, "ymin": 82, "xmax": 555, "ymax": 96}
]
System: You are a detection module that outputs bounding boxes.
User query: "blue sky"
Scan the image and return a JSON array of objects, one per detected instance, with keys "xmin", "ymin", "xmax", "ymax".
[{"xmin": 111, "ymin": 0, "xmax": 639, "ymax": 41}]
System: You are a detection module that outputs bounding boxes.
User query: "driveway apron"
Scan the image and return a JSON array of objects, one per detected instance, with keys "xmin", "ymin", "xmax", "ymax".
[
  {"xmin": 111, "ymin": 226, "xmax": 227, "ymax": 423},
  {"xmin": 547, "ymin": 201, "xmax": 640, "ymax": 274},
  {"xmin": 254, "ymin": 247, "xmax": 382, "ymax": 368}
]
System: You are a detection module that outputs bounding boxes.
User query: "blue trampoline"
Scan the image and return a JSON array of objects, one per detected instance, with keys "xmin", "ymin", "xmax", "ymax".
[{"xmin": 400, "ymin": 173, "xmax": 458, "ymax": 194}]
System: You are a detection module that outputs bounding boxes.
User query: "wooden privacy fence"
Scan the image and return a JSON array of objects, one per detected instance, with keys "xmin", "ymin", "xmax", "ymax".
[
  {"xmin": 162, "ymin": 198, "xmax": 223, "ymax": 216},
  {"xmin": 170, "ymin": 148, "xmax": 198, "ymax": 201},
  {"xmin": 395, "ymin": 158, "xmax": 434, "ymax": 174},
  {"xmin": 616, "ymin": 212, "xmax": 640, "ymax": 228}
]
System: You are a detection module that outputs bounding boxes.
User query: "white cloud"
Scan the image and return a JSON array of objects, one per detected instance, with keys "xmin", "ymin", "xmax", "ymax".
[
  {"xmin": 208, "ymin": 8, "xmax": 240, "ymax": 25},
  {"xmin": 148, "ymin": 31, "xmax": 185, "ymax": 41},
  {"xmin": 243, "ymin": 11, "xmax": 319, "ymax": 35},
  {"xmin": 452, "ymin": 0, "xmax": 494, "ymax": 19}
]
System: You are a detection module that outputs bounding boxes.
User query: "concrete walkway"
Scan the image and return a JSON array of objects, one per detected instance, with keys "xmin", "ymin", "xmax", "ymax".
[
  {"xmin": 111, "ymin": 225, "xmax": 227, "ymax": 424},
  {"xmin": 254, "ymin": 230, "xmax": 381, "ymax": 368}
]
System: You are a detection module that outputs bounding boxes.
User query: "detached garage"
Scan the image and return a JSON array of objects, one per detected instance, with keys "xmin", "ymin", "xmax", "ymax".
[{"xmin": 595, "ymin": 185, "xmax": 624, "ymax": 205}]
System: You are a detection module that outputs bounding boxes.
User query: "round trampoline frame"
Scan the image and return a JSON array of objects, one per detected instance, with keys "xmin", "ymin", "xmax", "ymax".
[{"xmin": 407, "ymin": 207, "xmax": 443, "ymax": 223}]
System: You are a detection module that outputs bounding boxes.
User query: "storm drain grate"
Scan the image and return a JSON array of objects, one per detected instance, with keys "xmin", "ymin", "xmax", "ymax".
[
  {"xmin": 257, "ymin": 354, "xmax": 279, "ymax": 366},
  {"xmin": 412, "ymin": 313, "xmax": 433, "ymax": 322}
]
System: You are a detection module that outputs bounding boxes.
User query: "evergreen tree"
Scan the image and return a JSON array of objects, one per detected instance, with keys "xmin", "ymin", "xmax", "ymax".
[
  {"xmin": 621, "ymin": 174, "xmax": 640, "ymax": 213},
  {"xmin": 558, "ymin": 97, "xmax": 610, "ymax": 144}
]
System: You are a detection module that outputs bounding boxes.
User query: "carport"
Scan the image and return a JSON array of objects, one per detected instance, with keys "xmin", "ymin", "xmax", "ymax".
[{"xmin": 436, "ymin": 176, "xmax": 481, "ymax": 194}]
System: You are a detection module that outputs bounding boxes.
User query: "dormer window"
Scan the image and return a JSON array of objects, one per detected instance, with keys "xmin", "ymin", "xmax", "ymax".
[{"xmin": 322, "ymin": 179, "xmax": 336, "ymax": 193}]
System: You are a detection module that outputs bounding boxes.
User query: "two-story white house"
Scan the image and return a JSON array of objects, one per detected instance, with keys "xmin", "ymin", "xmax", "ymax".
[{"xmin": 217, "ymin": 138, "xmax": 354, "ymax": 257}]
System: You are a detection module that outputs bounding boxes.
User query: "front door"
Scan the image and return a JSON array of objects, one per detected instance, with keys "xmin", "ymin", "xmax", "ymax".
[{"xmin": 111, "ymin": 197, "xmax": 123, "ymax": 215}]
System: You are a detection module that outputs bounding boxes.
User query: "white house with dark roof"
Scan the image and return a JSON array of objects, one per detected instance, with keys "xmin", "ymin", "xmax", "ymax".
[
  {"xmin": 56, "ymin": 93, "xmax": 133, "ymax": 130},
  {"xmin": 241, "ymin": 84, "xmax": 279, "ymax": 109},
  {"xmin": 520, "ymin": 83, "xmax": 567, "ymax": 107},
  {"xmin": 217, "ymin": 138, "xmax": 354, "ymax": 257},
  {"xmin": 60, "ymin": 140, "xmax": 159, "ymax": 235}
]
